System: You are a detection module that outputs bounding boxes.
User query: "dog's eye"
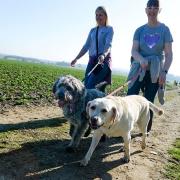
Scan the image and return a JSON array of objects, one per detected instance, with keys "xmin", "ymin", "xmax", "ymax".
[
  {"xmin": 101, "ymin": 109, "xmax": 107, "ymax": 113},
  {"xmin": 90, "ymin": 105, "xmax": 96, "ymax": 110},
  {"xmin": 66, "ymin": 86, "xmax": 72, "ymax": 91}
]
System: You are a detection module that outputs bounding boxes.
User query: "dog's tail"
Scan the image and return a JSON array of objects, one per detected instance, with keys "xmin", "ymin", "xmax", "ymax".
[{"xmin": 149, "ymin": 102, "xmax": 164, "ymax": 116}]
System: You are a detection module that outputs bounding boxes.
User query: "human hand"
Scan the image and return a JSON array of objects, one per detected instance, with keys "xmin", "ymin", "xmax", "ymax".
[
  {"xmin": 70, "ymin": 59, "xmax": 77, "ymax": 67},
  {"xmin": 159, "ymin": 71, "xmax": 167, "ymax": 85},
  {"xmin": 140, "ymin": 59, "xmax": 148, "ymax": 70},
  {"xmin": 98, "ymin": 55, "xmax": 105, "ymax": 64}
]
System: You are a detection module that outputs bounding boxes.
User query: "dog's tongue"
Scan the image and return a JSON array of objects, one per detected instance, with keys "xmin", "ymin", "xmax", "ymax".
[
  {"xmin": 58, "ymin": 100, "xmax": 65, "ymax": 107},
  {"xmin": 90, "ymin": 122, "xmax": 98, "ymax": 130}
]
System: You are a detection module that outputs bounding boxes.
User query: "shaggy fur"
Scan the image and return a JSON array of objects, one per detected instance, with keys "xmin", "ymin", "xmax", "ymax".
[
  {"xmin": 53, "ymin": 75, "xmax": 105, "ymax": 152},
  {"xmin": 80, "ymin": 95, "xmax": 164, "ymax": 166}
]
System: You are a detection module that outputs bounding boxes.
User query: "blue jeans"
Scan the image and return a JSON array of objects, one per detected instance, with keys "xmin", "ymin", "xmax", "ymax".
[
  {"xmin": 127, "ymin": 71, "xmax": 159, "ymax": 132},
  {"xmin": 84, "ymin": 62, "xmax": 110, "ymax": 90}
]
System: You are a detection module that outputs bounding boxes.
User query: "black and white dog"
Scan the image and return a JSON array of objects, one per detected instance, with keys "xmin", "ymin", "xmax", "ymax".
[{"xmin": 53, "ymin": 75, "xmax": 106, "ymax": 152}]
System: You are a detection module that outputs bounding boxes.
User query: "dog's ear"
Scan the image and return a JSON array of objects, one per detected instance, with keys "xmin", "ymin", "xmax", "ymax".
[
  {"xmin": 52, "ymin": 79, "xmax": 59, "ymax": 94},
  {"xmin": 111, "ymin": 107, "xmax": 118, "ymax": 123},
  {"xmin": 86, "ymin": 101, "xmax": 91, "ymax": 118}
]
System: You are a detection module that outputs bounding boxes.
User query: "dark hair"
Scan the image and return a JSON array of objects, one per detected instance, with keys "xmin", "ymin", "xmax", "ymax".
[{"xmin": 147, "ymin": 0, "xmax": 159, "ymax": 7}]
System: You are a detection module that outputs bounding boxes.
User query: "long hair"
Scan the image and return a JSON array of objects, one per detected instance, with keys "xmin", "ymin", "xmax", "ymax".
[{"xmin": 95, "ymin": 6, "xmax": 109, "ymax": 26}]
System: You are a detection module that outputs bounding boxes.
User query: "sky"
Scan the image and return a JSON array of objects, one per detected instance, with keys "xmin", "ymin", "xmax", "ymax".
[{"xmin": 0, "ymin": 0, "xmax": 179, "ymax": 76}]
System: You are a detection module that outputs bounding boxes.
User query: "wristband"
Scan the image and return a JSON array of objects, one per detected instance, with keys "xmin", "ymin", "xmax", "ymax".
[{"xmin": 162, "ymin": 70, "xmax": 168, "ymax": 74}]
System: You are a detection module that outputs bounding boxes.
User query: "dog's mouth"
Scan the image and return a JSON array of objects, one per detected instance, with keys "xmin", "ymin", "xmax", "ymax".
[
  {"xmin": 90, "ymin": 124, "xmax": 99, "ymax": 130},
  {"xmin": 58, "ymin": 99, "xmax": 66, "ymax": 108},
  {"xmin": 89, "ymin": 122, "xmax": 104, "ymax": 130},
  {"xmin": 56, "ymin": 94, "xmax": 72, "ymax": 108}
]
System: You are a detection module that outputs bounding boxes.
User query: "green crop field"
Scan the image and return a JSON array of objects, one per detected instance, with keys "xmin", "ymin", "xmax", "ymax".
[{"xmin": 0, "ymin": 59, "xmax": 127, "ymax": 108}]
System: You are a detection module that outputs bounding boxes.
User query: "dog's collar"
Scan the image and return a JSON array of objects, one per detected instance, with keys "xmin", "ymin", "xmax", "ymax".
[{"xmin": 103, "ymin": 120, "xmax": 114, "ymax": 130}]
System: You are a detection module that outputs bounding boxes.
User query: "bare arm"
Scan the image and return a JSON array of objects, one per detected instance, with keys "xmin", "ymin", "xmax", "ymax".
[
  {"xmin": 131, "ymin": 40, "xmax": 148, "ymax": 69},
  {"xmin": 75, "ymin": 48, "xmax": 87, "ymax": 60},
  {"xmin": 162, "ymin": 42, "xmax": 173, "ymax": 72},
  {"xmin": 159, "ymin": 42, "xmax": 173, "ymax": 84},
  {"xmin": 70, "ymin": 47, "xmax": 88, "ymax": 67},
  {"xmin": 71, "ymin": 30, "xmax": 91, "ymax": 67}
]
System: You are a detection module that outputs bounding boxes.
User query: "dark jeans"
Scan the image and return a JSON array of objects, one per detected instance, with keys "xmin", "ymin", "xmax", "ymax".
[
  {"xmin": 84, "ymin": 62, "xmax": 110, "ymax": 90},
  {"xmin": 127, "ymin": 71, "xmax": 159, "ymax": 132}
]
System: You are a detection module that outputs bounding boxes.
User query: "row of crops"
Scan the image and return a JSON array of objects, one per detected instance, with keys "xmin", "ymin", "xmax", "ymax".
[{"xmin": 0, "ymin": 59, "xmax": 127, "ymax": 107}]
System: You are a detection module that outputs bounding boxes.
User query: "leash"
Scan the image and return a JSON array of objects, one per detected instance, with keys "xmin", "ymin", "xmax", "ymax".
[
  {"xmin": 82, "ymin": 61, "xmax": 101, "ymax": 82},
  {"xmin": 81, "ymin": 61, "xmax": 142, "ymax": 95},
  {"xmin": 107, "ymin": 67, "xmax": 142, "ymax": 96},
  {"xmin": 87, "ymin": 62, "xmax": 101, "ymax": 77},
  {"xmin": 107, "ymin": 80, "xmax": 130, "ymax": 96}
]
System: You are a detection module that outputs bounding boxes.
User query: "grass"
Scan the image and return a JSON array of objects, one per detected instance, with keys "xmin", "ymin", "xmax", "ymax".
[
  {"xmin": 0, "ymin": 117, "xmax": 69, "ymax": 154},
  {"xmin": 164, "ymin": 138, "xmax": 180, "ymax": 179},
  {"xmin": 0, "ymin": 59, "xmax": 176, "ymax": 108},
  {"xmin": 0, "ymin": 59, "xmax": 126, "ymax": 108},
  {"xmin": 0, "ymin": 58, "xmax": 179, "ymax": 177},
  {"xmin": 0, "ymin": 59, "xmax": 127, "ymax": 176},
  {"xmin": 0, "ymin": 59, "xmax": 85, "ymax": 107},
  {"xmin": 0, "ymin": 117, "xmax": 73, "ymax": 178}
]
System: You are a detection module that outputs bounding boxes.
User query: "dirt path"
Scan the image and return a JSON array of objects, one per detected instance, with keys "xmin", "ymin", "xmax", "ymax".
[{"xmin": 0, "ymin": 89, "xmax": 180, "ymax": 180}]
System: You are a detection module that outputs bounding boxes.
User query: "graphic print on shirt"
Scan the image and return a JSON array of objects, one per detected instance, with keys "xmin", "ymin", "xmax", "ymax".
[{"xmin": 144, "ymin": 33, "xmax": 160, "ymax": 49}]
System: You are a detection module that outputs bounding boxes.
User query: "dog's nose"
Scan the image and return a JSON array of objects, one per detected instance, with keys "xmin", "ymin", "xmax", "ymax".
[
  {"xmin": 91, "ymin": 117, "xmax": 98, "ymax": 123},
  {"xmin": 57, "ymin": 91, "xmax": 65, "ymax": 100}
]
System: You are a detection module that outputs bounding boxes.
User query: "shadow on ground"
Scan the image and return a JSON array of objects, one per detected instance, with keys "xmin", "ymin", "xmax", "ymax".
[
  {"xmin": 0, "ymin": 137, "xmax": 129, "ymax": 180},
  {"xmin": 0, "ymin": 117, "xmax": 143, "ymax": 180},
  {"xmin": 0, "ymin": 117, "xmax": 67, "ymax": 133}
]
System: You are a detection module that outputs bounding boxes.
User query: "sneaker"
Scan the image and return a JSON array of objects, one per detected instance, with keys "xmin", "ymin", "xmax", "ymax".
[{"xmin": 158, "ymin": 85, "xmax": 165, "ymax": 105}]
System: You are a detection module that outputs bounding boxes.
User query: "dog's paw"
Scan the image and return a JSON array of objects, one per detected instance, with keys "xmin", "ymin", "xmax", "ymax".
[
  {"xmin": 122, "ymin": 156, "xmax": 130, "ymax": 163},
  {"xmin": 65, "ymin": 146, "xmax": 77, "ymax": 153},
  {"xmin": 141, "ymin": 142, "xmax": 146, "ymax": 150},
  {"xmin": 80, "ymin": 159, "xmax": 88, "ymax": 167}
]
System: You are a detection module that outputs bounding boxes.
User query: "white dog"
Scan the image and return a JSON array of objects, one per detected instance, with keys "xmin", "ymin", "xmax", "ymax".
[{"xmin": 80, "ymin": 95, "xmax": 163, "ymax": 166}]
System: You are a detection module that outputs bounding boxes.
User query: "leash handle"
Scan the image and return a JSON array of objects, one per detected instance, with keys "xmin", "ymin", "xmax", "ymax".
[{"xmin": 87, "ymin": 62, "xmax": 101, "ymax": 76}]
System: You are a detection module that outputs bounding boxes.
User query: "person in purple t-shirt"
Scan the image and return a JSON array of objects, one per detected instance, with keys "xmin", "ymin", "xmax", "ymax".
[
  {"xmin": 127, "ymin": 0, "xmax": 173, "ymax": 133},
  {"xmin": 71, "ymin": 6, "xmax": 114, "ymax": 92}
]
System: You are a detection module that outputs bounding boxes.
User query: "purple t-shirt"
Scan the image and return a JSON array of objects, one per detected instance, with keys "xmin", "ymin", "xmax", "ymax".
[{"xmin": 133, "ymin": 23, "xmax": 173, "ymax": 60}]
